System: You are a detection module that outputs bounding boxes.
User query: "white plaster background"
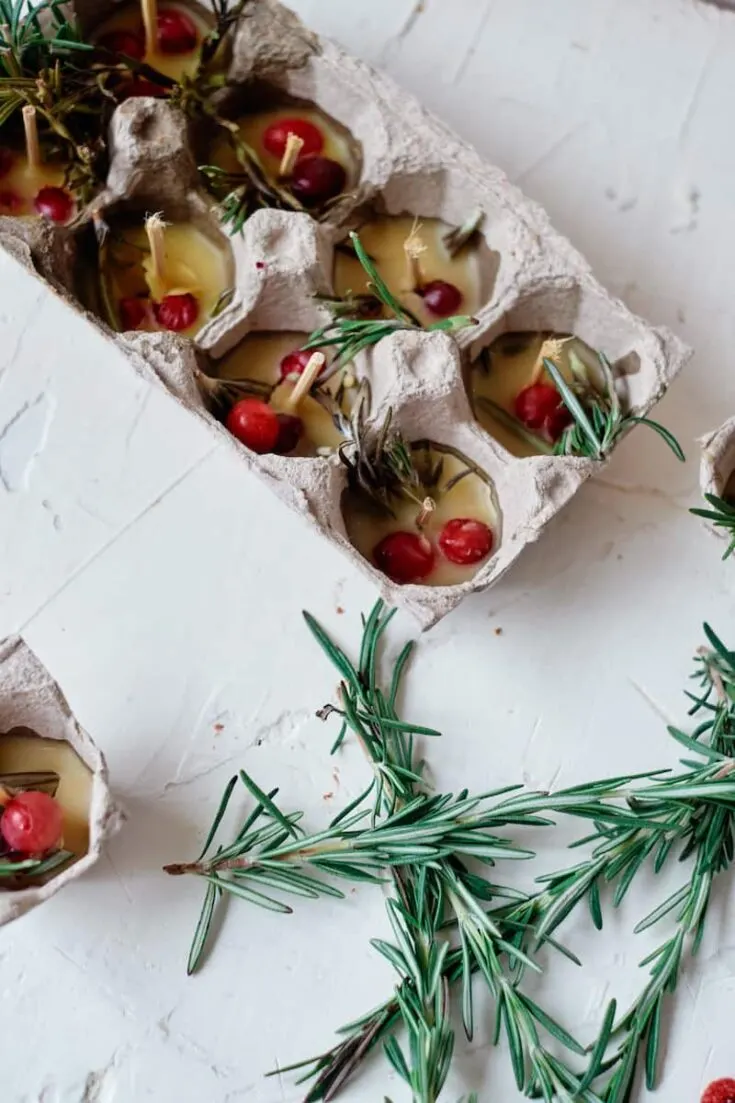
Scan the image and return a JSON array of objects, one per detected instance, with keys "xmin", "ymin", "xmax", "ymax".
[{"xmin": 1, "ymin": 0, "xmax": 734, "ymax": 1099}]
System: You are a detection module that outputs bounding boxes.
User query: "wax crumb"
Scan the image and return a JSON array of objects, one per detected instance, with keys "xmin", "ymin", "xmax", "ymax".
[
  {"xmin": 323, "ymin": 791, "xmax": 334, "ymax": 801},
  {"xmin": 494, "ymin": 627, "xmax": 503, "ymax": 637}
]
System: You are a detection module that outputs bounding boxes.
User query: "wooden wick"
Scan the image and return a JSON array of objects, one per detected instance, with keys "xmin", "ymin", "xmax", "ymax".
[
  {"xmin": 403, "ymin": 218, "xmax": 427, "ymax": 290},
  {"xmin": 286, "ymin": 352, "xmax": 326, "ymax": 411},
  {"xmin": 145, "ymin": 212, "xmax": 168, "ymax": 287},
  {"xmin": 279, "ymin": 133, "xmax": 305, "ymax": 178},
  {"xmin": 416, "ymin": 497, "xmax": 436, "ymax": 529},
  {"xmin": 141, "ymin": 0, "xmax": 158, "ymax": 56},
  {"xmin": 22, "ymin": 105, "xmax": 41, "ymax": 172},
  {"xmin": 530, "ymin": 335, "xmax": 573, "ymax": 384}
]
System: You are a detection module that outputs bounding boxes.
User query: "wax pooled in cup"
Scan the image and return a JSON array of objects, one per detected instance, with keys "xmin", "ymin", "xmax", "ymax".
[
  {"xmin": 209, "ymin": 104, "xmax": 355, "ymax": 209},
  {"xmin": 94, "ymin": 0, "xmax": 211, "ymax": 85},
  {"xmin": 470, "ymin": 331, "xmax": 603, "ymax": 458},
  {"xmin": 100, "ymin": 218, "xmax": 234, "ymax": 339},
  {"xmin": 0, "ymin": 146, "xmax": 75, "ymax": 224},
  {"xmin": 213, "ymin": 332, "xmax": 347, "ymax": 456},
  {"xmin": 0, "ymin": 731, "xmax": 92, "ymax": 861},
  {"xmin": 333, "ymin": 215, "xmax": 482, "ymax": 328},
  {"xmin": 344, "ymin": 442, "xmax": 499, "ymax": 587}
]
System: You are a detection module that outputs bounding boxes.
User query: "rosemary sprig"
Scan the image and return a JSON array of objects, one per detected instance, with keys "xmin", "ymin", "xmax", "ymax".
[
  {"xmin": 303, "ymin": 232, "xmax": 477, "ymax": 382},
  {"xmin": 690, "ymin": 492, "xmax": 735, "ymax": 559},
  {"xmin": 545, "ymin": 352, "xmax": 685, "ymax": 462},
  {"xmin": 165, "ymin": 764, "xmax": 551, "ymax": 975}
]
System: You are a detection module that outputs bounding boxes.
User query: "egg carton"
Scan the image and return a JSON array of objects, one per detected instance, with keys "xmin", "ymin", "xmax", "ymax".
[
  {"xmin": 0, "ymin": 0, "xmax": 690, "ymax": 628},
  {"xmin": 0, "ymin": 636, "xmax": 123, "ymax": 927}
]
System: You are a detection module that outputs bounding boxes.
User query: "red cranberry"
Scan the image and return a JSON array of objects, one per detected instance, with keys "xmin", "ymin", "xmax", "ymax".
[
  {"xmin": 515, "ymin": 383, "xmax": 564, "ymax": 431},
  {"xmin": 124, "ymin": 76, "xmax": 168, "ymax": 98},
  {"xmin": 702, "ymin": 1081, "xmax": 735, "ymax": 1103},
  {"xmin": 98, "ymin": 29, "xmax": 145, "ymax": 58},
  {"xmin": 373, "ymin": 531, "xmax": 436, "ymax": 584},
  {"xmin": 420, "ymin": 280, "xmax": 463, "ymax": 318},
  {"xmin": 0, "ymin": 190, "xmax": 23, "ymax": 214},
  {"xmin": 34, "ymin": 186, "xmax": 74, "ymax": 224},
  {"xmin": 119, "ymin": 297, "xmax": 148, "ymax": 330},
  {"xmin": 226, "ymin": 398, "xmax": 280, "ymax": 453},
  {"xmin": 274, "ymin": 413, "xmax": 303, "ymax": 454},
  {"xmin": 154, "ymin": 293, "xmax": 199, "ymax": 332},
  {"xmin": 0, "ymin": 147, "xmax": 14, "ymax": 180},
  {"xmin": 263, "ymin": 118, "xmax": 325, "ymax": 160},
  {"xmin": 0, "ymin": 791, "xmax": 63, "ymax": 854},
  {"xmin": 290, "ymin": 156, "xmax": 347, "ymax": 205},
  {"xmin": 279, "ymin": 348, "xmax": 325, "ymax": 381},
  {"xmin": 439, "ymin": 518, "xmax": 494, "ymax": 565},
  {"xmin": 544, "ymin": 404, "xmax": 574, "ymax": 442},
  {"xmin": 157, "ymin": 8, "xmax": 198, "ymax": 54}
]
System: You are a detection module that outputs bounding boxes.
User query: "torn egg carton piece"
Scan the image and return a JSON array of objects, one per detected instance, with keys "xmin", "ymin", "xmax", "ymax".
[
  {"xmin": 0, "ymin": 0, "xmax": 690, "ymax": 628},
  {"xmin": 699, "ymin": 416, "xmax": 735, "ymax": 543},
  {"xmin": 0, "ymin": 636, "xmax": 123, "ymax": 927}
]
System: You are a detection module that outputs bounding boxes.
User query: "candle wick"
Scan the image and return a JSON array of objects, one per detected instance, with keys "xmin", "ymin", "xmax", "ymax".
[
  {"xmin": 141, "ymin": 0, "xmax": 158, "ymax": 57},
  {"xmin": 22, "ymin": 105, "xmax": 41, "ymax": 172},
  {"xmin": 145, "ymin": 212, "xmax": 168, "ymax": 290},
  {"xmin": 531, "ymin": 335, "xmax": 573, "ymax": 384},
  {"xmin": 279, "ymin": 133, "xmax": 305, "ymax": 179},
  {"xmin": 286, "ymin": 352, "xmax": 326, "ymax": 411},
  {"xmin": 416, "ymin": 496, "xmax": 436, "ymax": 530},
  {"xmin": 403, "ymin": 217, "xmax": 427, "ymax": 291}
]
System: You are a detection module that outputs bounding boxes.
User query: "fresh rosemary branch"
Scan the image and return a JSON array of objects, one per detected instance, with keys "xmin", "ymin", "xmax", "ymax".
[
  {"xmin": 690, "ymin": 492, "xmax": 735, "ymax": 559},
  {"xmin": 165, "ymin": 763, "xmax": 551, "ymax": 975},
  {"xmin": 303, "ymin": 233, "xmax": 477, "ymax": 382},
  {"xmin": 294, "ymin": 604, "xmax": 610, "ymax": 1103},
  {"xmin": 545, "ymin": 353, "xmax": 685, "ymax": 462},
  {"xmin": 292, "ymin": 612, "xmax": 735, "ymax": 1102}
]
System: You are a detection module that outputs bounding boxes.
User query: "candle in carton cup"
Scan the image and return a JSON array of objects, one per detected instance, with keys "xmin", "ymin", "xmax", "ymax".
[
  {"xmin": 470, "ymin": 331, "xmax": 602, "ymax": 458},
  {"xmin": 94, "ymin": 0, "xmax": 211, "ymax": 85},
  {"xmin": 0, "ymin": 730, "xmax": 92, "ymax": 860},
  {"xmin": 0, "ymin": 108, "xmax": 75, "ymax": 223},
  {"xmin": 333, "ymin": 215, "xmax": 482, "ymax": 327},
  {"xmin": 209, "ymin": 104, "xmax": 356, "ymax": 207},
  {"xmin": 213, "ymin": 332, "xmax": 346, "ymax": 455},
  {"xmin": 100, "ymin": 214, "xmax": 234, "ymax": 338},
  {"xmin": 344, "ymin": 443, "xmax": 499, "ymax": 587}
]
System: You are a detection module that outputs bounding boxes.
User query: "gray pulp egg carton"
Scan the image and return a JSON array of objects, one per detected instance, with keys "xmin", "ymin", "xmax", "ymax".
[
  {"xmin": 0, "ymin": 0, "xmax": 689, "ymax": 628},
  {"xmin": 0, "ymin": 636, "xmax": 123, "ymax": 926}
]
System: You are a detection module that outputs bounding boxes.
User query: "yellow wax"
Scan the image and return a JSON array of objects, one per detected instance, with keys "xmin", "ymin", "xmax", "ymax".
[
  {"xmin": 210, "ymin": 105, "xmax": 354, "ymax": 184},
  {"xmin": 470, "ymin": 332, "xmax": 602, "ymax": 458},
  {"xmin": 344, "ymin": 444, "xmax": 499, "ymax": 587},
  {"xmin": 0, "ymin": 152, "xmax": 71, "ymax": 221},
  {"xmin": 0, "ymin": 731, "xmax": 92, "ymax": 858},
  {"xmin": 214, "ymin": 332, "xmax": 346, "ymax": 455},
  {"xmin": 333, "ymin": 216, "xmax": 482, "ymax": 327},
  {"xmin": 94, "ymin": 2, "xmax": 211, "ymax": 82},
  {"xmin": 101, "ymin": 220, "xmax": 234, "ymax": 338}
]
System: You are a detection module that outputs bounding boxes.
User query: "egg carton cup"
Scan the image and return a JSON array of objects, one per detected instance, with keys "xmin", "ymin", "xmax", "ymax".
[
  {"xmin": 0, "ymin": 0, "xmax": 690, "ymax": 627},
  {"xmin": 0, "ymin": 636, "xmax": 123, "ymax": 927},
  {"xmin": 698, "ymin": 415, "xmax": 735, "ymax": 543}
]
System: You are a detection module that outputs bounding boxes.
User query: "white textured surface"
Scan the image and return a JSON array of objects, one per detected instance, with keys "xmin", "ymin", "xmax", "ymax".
[{"xmin": 2, "ymin": 0, "xmax": 735, "ymax": 1099}]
